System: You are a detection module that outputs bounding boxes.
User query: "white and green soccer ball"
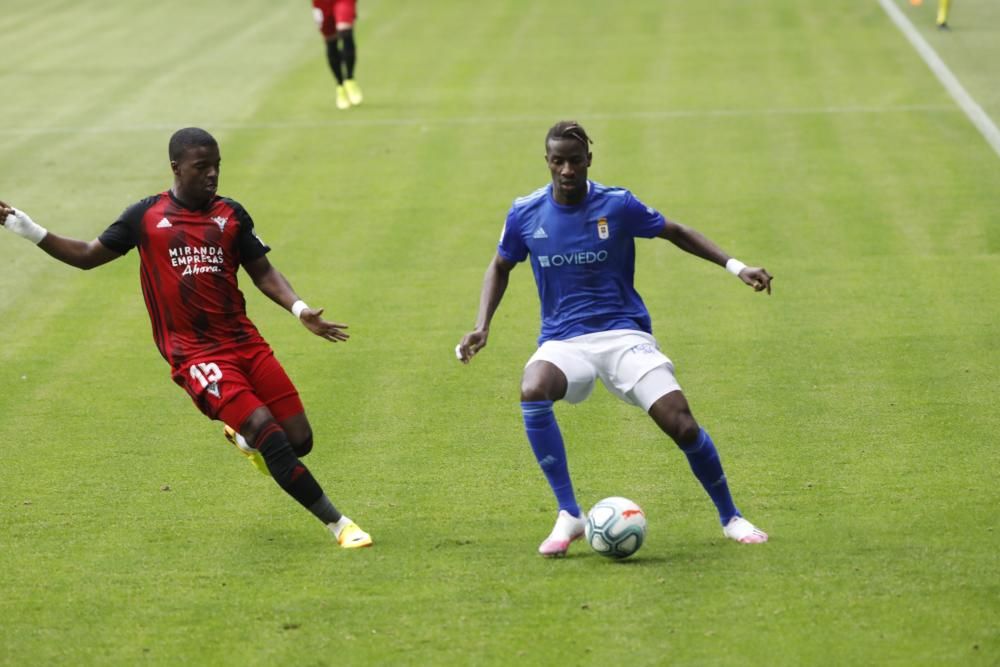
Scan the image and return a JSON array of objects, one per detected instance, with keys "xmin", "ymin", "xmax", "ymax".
[{"xmin": 585, "ymin": 496, "xmax": 647, "ymax": 559}]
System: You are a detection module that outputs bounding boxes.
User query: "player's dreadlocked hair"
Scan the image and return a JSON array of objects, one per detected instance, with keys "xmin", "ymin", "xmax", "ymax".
[
  {"xmin": 545, "ymin": 121, "xmax": 593, "ymax": 152},
  {"xmin": 168, "ymin": 127, "xmax": 218, "ymax": 162}
]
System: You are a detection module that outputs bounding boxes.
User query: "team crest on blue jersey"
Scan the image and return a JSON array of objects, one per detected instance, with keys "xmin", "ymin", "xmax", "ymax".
[{"xmin": 597, "ymin": 217, "xmax": 609, "ymax": 240}]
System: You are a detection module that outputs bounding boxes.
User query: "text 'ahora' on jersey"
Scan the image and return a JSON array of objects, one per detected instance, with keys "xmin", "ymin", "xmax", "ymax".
[{"xmin": 98, "ymin": 191, "xmax": 271, "ymax": 367}]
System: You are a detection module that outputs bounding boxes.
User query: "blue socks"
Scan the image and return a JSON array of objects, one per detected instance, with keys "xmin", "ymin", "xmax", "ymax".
[
  {"xmin": 679, "ymin": 428, "xmax": 739, "ymax": 525},
  {"xmin": 522, "ymin": 404, "xmax": 737, "ymax": 526},
  {"xmin": 521, "ymin": 401, "xmax": 580, "ymax": 517}
]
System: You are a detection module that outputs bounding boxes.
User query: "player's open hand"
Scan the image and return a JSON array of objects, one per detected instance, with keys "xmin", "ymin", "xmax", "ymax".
[
  {"xmin": 299, "ymin": 307, "xmax": 350, "ymax": 342},
  {"xmin": 739, "ymin": 267, "xmax": 773, "ymax": 294},
  {"xmin": 456, "ymin": 330, "xmax": 488, "ymax": 364}
]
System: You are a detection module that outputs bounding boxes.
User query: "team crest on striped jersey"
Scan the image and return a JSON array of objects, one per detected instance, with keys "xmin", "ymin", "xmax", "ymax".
[
  {"xmin": 597, "ymin": 217, "xmax": 609, "ymax": 240},
  {"xmin": 212, "ymin": 216, "xmax": 229, "ymax": 232}
]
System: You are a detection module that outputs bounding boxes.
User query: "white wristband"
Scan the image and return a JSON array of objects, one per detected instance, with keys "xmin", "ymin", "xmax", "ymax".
[
  {"xmin": 725, "ymin": 258, "xmax": 747, "ymax": 276},
  {"xmin": 291, "ymin": 300, "xmax": 309, "ymax": 319},
  {"xmin": 4, "ymin": 209, "xmax": 48, "ymax": 245}
]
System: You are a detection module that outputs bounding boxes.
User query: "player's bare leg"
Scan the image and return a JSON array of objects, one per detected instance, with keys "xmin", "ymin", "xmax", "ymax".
[
  {"xmin": 279, "ymin": 412, "xmax": 315, "ymax": 458},
  {"xmin": 646, "ymin": 384, "xmax": 768, "ymax": 544}
]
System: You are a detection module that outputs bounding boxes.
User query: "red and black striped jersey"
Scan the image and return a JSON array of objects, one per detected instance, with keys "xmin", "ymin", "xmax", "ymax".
[{"xmin": 99, "ymin": 191, "xmax": 270, "ymax": 368}]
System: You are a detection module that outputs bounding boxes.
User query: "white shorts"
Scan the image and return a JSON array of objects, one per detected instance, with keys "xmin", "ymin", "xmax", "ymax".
[{"xmin": 526, "ymin": 329, "xmax": 682, "ymax": 411}]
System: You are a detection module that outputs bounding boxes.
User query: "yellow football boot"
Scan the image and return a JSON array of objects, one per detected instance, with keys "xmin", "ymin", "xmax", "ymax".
[
  {"xmin": 343, "ymin": 79, "xmax": 363, "ymax": 106},
  {"xmin": 223, "ymin": 425, "xmax": 271, "ymax": 477},
  {"xmin": 335, "ymin": 85, "xmax": 351, "ymax": 110},
  {"xmin": 334, "ymin": 520, "xmax": 373, "ymax": 549}
]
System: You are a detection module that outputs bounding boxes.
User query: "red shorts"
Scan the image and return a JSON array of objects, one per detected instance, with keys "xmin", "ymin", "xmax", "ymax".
[
  {"xmin": 172, "ymin": 343, "xmax": 304, "ymax": 432},
  {"xmin": 312, "ymin": 0, "xmax": 356, "ymax": 37}
]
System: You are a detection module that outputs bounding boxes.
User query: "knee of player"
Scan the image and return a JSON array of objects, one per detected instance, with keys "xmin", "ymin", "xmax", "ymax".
[
  {"xmin": 292, "ymin": 432, "xmax": 314, "ymax": 458},
  {"xmin": 520, "ymin": 382, "xmax": 550, "ymax": 402},
  {"xmin": 652, "ymin": 407, "xmax": 699, "ymax": 445},
  {"xmin": 520, "ymin": 361, "xmax": 567, "ymax": 402},
  {"xmin": 520, "ymin": 372, "xmax": 561, "ymax": 401},
  {"xmin": 240, "ymin": 409, "xmax": 278, "ymax": 448},
  {"xmin": 670, "ymin": 418, "xmax": 701, "ymax": 448},
  {"xmin": 253, "ymin": 422, "xmax": 297, "ymax": 476}
]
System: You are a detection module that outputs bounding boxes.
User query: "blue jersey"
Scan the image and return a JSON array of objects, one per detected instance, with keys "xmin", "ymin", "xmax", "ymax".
[{"xmin": 498, "ymin": 181, "xmax": 667, "ymax": 344}]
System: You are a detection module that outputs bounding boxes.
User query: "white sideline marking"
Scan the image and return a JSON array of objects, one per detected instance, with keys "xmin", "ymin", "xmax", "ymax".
[
  {"xmin": 0, "ymin": 104, "xmax": 958, "ymax": 137},
  {"xmin": 878, "ymin": 0, "xmax": 1000, "ymax": 158}
]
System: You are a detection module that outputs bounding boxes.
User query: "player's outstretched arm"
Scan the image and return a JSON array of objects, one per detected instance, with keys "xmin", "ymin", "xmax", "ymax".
[
  {"xmin": 243, "ymin": 255, "xmax": 349, "ymax": 343},
  {"xmin": 1, "ymin": 200, "xmax": 120, "ymax": 270},
  {"xmin": 657, "ymin": 220, "xmax": 773, "ymax": 294},
  {"xmin": 456, "ymin": 253, "xmax": 515, "ymax": 364}
]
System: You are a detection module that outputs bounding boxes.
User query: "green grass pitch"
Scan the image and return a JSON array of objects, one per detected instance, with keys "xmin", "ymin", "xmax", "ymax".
[{"xmin": 1, "ymin": 0, "xmax": 998, "ymax": 664}]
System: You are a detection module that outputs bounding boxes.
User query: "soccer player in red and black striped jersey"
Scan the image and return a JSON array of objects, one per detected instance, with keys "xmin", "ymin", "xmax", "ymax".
[
  {"xmin": 312, "ymin": 0, "xmax": 363, "ymax": 110},
  {"xmin": 1, "ymin": 127, "xmax": 372, "ymax": 548}
]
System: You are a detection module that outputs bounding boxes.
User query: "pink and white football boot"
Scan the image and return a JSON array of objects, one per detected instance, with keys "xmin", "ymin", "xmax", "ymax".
[
  {"xmin": 538, "ymin": 509, "xmax": 587, "ymax": 557},
  {"xmin": 723, "ymin": 516, "xmax": 769, "ymax": 544}
]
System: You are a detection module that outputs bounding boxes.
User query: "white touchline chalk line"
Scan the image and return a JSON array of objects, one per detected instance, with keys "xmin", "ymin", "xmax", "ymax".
[{"xmin": 878, "ymin": 0, "xmax": 1000, "ymax": 159}]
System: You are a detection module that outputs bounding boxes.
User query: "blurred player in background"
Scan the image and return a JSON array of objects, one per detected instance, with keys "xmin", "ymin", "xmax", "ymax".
[
  {"xmin": 313, "ymin": 0, "xmax": 363, "ymax": 109},
  {"xmin": 1, "ymin": 127, "xmax": 372, "ymax": 549},
  {"xmin": 909, "ymin": 0, "xmax": 951, "ymax": 29},
  {"xmin": 937, "ymin": 0, "xmax": 951, "ymax": 29},
  {"xmin": 457, "ymin": 121, "xmax": 771, "ymax": 557}
]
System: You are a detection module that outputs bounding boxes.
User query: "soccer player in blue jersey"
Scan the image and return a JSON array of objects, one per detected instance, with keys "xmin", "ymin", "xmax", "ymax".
[{"xmin": 457, "ymin": 121, "xmax": 773, "ymax": 556}]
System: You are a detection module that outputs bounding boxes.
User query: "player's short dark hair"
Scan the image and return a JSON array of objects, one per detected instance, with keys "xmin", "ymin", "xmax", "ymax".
[
  {"xmin": 545, "ymin": 121, "xmax": 593, "ymax": 152},
  {"xmin": 168, "ymin": 127, "xmax": 218, "ymax": 162}
]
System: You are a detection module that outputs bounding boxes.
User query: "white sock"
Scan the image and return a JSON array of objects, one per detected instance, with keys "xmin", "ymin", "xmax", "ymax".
[{"xmin": 328, "ymin": 515, "xmax": 353, "ymax": 538}]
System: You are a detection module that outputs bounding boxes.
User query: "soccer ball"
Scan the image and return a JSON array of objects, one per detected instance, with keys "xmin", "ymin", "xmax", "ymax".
[{"xmin": 585, "ymin": 497, "xmax": 647, "ymax": 559}]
